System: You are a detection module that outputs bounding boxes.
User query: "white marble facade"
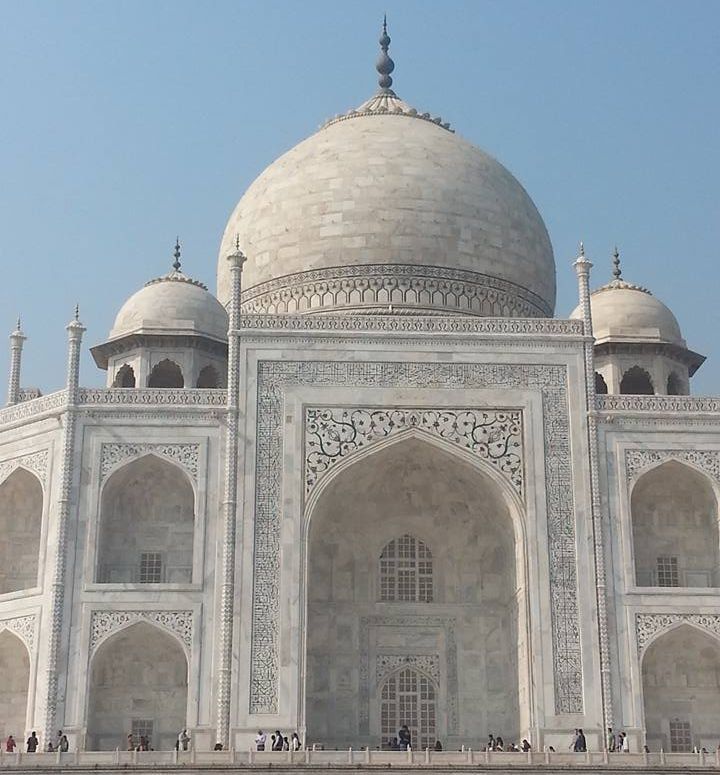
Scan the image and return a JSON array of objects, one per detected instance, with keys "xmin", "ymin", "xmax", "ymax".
[{"xmin": 2, "ymin": 28, "xmax": 720, "ymax": 758}]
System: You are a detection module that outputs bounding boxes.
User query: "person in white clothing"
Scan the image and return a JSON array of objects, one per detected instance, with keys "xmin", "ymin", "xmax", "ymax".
[{"xmin": 255, "ymin": 730, "xmax": 267, "ymax": 751}]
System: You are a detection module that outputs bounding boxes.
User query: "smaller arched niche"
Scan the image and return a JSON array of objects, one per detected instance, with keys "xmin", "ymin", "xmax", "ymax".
[
  {"xmin": 97, "ymin": 456, "xmax": 194, "ymax": 584},
  {"xmin": 147, "ymin": 359, "xmax": 184, "ymax": 388},
  {"xmin": 112, "ymin": 364, "xmax": 136, "ymax": 388},
  {"xmin": 87, "ymin": 621, "xmax": 188, "ymax": 750},
  {"xmin": 594, "ymin": 372, "xmax": 608, "ymax": 395},
  {"xmin": 0, "ymin": 629, "xmax": 30, "ymax": 743},
  {"xmin": 643, "ymin": 625, "xmax": 720, "ymax": 751},
  {"xmin": 0, "ymin": 468, "xmax": 43, "ymax": 594},
  {"xmin": 196, "ymin": 365, "xmax": 220, "ymax": 388},
  {"xmin": 380, "ymin": 667, "xmax": 437, "ymax": 751},
  {"xmin": 620, "ymin": 366, "xmax": 654, "ymax": 395},
  {"xmin": 632, "ymin": 461, "xmax": 719, "ymax": 587}
]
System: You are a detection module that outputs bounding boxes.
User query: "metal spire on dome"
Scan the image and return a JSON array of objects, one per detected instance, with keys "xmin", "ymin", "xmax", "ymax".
[
  {"xmin": 173, "ymin": 237, "xmax": 182, "ymax": 272},
  {"xmin": 612, "ymin": 246, "xmax": 622, "ymax": 280},
  {"xmin": 376, "ymin": 15, "xmax": 395, "ymax": 94}
]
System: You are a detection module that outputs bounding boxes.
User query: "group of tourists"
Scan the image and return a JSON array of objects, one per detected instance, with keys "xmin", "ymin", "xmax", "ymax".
[
  {"xmin": 605, "ymin": 727, "xmax": 631, "ymax": 752},
  {"xmin": 486, "ymin": 734, "xmax": 532, "ymax": 752},
  {"xmin": 4, "ymin": 730, "xmax": 68, "ymax": 753},
  {"xmin": 254, "ymin": 729, "xmax": 302, "ymax": 751}
]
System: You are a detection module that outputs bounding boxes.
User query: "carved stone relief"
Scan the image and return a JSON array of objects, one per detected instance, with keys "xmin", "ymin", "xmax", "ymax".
[
  {"xmin": 376, "ymin": 654, "xmax": 441, "ymax": 686},
  {"xmin": 625, "ymin": 448, "xmax": 720, "ymax": 484},
  {"xmin": 636, "ymin": 613, "xmax": 720, "ymax": 656},
  {"xmin": 251, "ymin": 360, "xmax": 581, "ymax": 715},
  {"xmin": 0, "ymin": 449, "xmax": 49, "ymax": 486},
  {"xmin": 306, "ymin": 408, "xmax": 523, "ymax": 497},
  {"xmin": 99, "ymin": 443, "xmax": 200, "ymax": 483},
  {"xmin": 89, "ymin": 609, "xmax": 193, "ymax": 654},
  {"xmin": 0, "ymin": 614, "xmax": 37, "ymax": 651}
]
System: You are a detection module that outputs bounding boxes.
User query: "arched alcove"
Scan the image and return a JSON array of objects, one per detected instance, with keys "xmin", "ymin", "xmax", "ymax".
[
  {"xmin": 0, "ymin": 630, "xmax": 30, "ymax": 742},
  {"xmin": 595, "ymin": 372, "xmax": 608, "ymax": 395},
  {"xmin": 112, "ymin": 364, "xmax": 136, "ymax": 388},
  {"xmin": 196, "ymin": 365, "xmax": 220, "ymax": 388},
  {"xmin": 87, "ymin": 621, "xmax": 188, "ymax": 750},
  {"xmin": 380, "ymin": 667, "xmax": 437, "ymax": 750},
  {"xmin": 0, "ymin": 468, "xmax": 43, "ymax": 594},
  {"xmin": 97, "ymin": 456, "xmax": 194, "ymax": 584},
  {"xmin": 631, "ymin": 461, "xmax": 719, "ymax": 587},
  {"xmin": 620, "ymin": 366, "xmax": 654, "ymax": 395},
  {"xmin": 147, "ymin": 359, "xmax": 184, "ymax": 388},
  {"xmin": 642, "ymin": 625, "xmax": 720, "ymax": 751},
  {"xmin": 305, "ymin": 435, "xmax": 523, "ymax": 749},
  {"xmin": 666, "ymin": 371, "xmax": 683, "ymax": 396}
]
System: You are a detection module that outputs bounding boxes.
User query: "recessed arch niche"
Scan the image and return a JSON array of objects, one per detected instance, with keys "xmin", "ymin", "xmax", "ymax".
[
  {"xmin": 631, "ymin": 461, "xmax": 719, "ymax": 587},
  {"xmin": 0, "ymin": 468, "xmax": 43, "ymax": 594},
  {"xmin": 96, "ymin": 455, "xmax": 194, "ymax": 584},
  {"xmin": 642, "ymin": 625, "xmax": 720, "ymax": 751},
  {"xmin": 0, "ymin": 629, "xmax": 30, "ymax": 742},
  {"xmin": 305, "ymin": 434, "xmax": 526, "ymax": 749},
  {"xmin": 87, "ymin": 621, "xmax": 188, "ymax": 750}
]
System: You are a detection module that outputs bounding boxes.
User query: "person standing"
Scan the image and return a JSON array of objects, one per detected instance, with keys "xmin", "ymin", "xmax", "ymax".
[
  {"xmin": 291, "ymin": 732, "xmax": 301, "ymax": 751},
  {"xmin": 606, "ymin": 728, "xmax": 616, "ymax": 752},
  {"xmin": 574, "ymin": 729, "xmax": 587, "ymax": 753},
  {"xmin": 5, "ymin": 736, "xmax": 17, "ymax": 752},
  {"xmin": 621, "ymin": 732, "xmax": 630, "ymax": 752},
  {"xmin": 255, "ymin": 730, "xmax": 266, "ymax": 751},
  {"xmin": 26, "ymin": 732, "xmax": 39, "ymax": 753},
  {"xmin": 59, "ymin": 734, "xmax": 69, "ymax": 752},
  {"xmin": 178, "ymin": 729, "xmax": 190, "ymax": 752},
  {"xmin": 272, "ymin": 730, "xmax": 283, "ymax": 751}
]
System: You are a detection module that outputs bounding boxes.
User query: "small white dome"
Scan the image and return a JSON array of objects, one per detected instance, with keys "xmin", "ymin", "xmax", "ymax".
[
  {"xmin": 570, "ymin": 281, "xmax": 684, "ymax": 346},
  {"xmin": 110, "ymin": 270, "xmax": 228, "ymax": 342}
]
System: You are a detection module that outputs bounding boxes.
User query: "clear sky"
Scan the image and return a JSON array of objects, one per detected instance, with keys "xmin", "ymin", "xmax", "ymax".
[{"xmin": 1, "ymin": 0, "xmax": 719, "ymax": 393}]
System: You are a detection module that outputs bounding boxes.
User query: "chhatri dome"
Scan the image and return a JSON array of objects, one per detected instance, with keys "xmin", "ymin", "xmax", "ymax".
[{"xmin": 217, "ymin": 20, "xmax": 556, "ymax": 318}]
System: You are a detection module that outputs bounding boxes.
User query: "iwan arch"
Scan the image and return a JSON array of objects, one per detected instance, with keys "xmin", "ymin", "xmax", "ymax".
[{"xmin": 2, "ymin": 20, "xmax": 720, "ymax": 757}]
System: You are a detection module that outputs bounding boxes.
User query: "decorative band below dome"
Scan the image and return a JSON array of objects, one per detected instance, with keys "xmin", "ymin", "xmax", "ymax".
[{"xmin": 239, "ymin": 264, "xmax": 553, "ymax": 318}]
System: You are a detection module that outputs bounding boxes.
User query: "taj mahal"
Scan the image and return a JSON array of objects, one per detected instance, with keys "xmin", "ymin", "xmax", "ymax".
[{"xmin": 2, "ymin": 21, "xmax": 720, "ymax": 759}]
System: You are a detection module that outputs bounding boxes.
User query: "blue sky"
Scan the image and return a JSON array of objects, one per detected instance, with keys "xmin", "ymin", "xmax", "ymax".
[{"xmin": 1, "ymin": 0, "xmax": 719, "ymax": 392}]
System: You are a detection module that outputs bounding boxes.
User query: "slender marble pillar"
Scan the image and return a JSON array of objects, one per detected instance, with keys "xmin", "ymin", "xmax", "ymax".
[{"xmin": 7, "ymin": 319, "xmax": 26, "ymax": 405}]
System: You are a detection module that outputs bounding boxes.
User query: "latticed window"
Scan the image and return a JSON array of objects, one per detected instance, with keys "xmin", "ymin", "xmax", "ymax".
[
  {"xmin": 131, "ymin": 719, "xmax": 153, "ymax": 748},
  {"xmin": 669, "ymin": 719, "xmax": 692, "ymax": 752},
  {"xmin": 139, "ymin": 552, "xmax": 163, "ymax": 583},
  {"xmin": 380, "ymin": 535, "xmax": 433, "ymax": 602},
  {"xmin": 380, "ymin": 668, "xmax": 436, "ymax": 750},
  {"xmin": 656, "ymin": 556, "xmax": 679, "ymax": 587}
]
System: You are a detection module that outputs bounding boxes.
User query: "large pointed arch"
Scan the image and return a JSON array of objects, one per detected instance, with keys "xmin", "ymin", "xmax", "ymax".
[
  {"xmin": 0, "ymin": 467, "xmax": 43, "ymax": 594},
  {"xmin": 303, "ymin": 433, "xmax": 528, "ymax": 750},
  {"xmin": 86, "ymin": 621, "xmax": 188, "ymax": 750},
  {"xmin": 96, "ymin": 455, "xmax": 195, "ymax": 584}
]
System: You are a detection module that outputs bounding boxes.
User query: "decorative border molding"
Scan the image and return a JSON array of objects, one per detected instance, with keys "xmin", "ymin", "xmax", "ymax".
[
  {"xmin": 625, "ymin": 448, "xmax": 720, "ymax": 483},
  {"xmin": 0, "ymin": 390, "xmax": 67, "ymax": 427},
  {"xmin": 305, "ymin": 408, "xmax": 523, "ymax": 497},
  {"xmin": 250, "ymin": 360, "xmax": 581, "ymax": 715},
  {"xmin": 241, "ymin": 264, "xmax": 553, "ymax": 319},
  {"xmin": 360, "ymin": 616, "xmax": 456, "ymax": 735},
  {"xmin": 636, "ymin": 613, "xmax": 720, "ymax": 656},
  {"xmin": 79, "ymin": 388, "xmax": 227, "ymax": 406},
  {"xmin": 598, "ymin": 395, "xmax": 720, "ymax": 414},
  {"xmin": 89, "ymin": 610, "xmax": 193, "ymax": 654},
  {"xmin": 376, "ymin": 654, "xmax": 441, "ymax": 685},
  {"xmin": 0, "ymin": 449, "xmax": 49, "ymax": 486},
  {"xmin": 241, "ymin": 313, "xmax": 582, "ymax": 337},
  {"xmin": 99, "ymin": 442, "xmax": 200, "ymax": 483},
  {"xmin": 0, "ymin": 614, "xmax": 37, "ymax": 651}
]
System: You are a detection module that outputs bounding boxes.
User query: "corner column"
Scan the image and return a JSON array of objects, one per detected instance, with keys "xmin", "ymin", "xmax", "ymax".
[
  {"xmin": 573, "ymin": 245, "xmax": 613, "ymax": 735},
  {"xmin": 6, "ymin": 319, "xmax": 26, "ymax": 405},
  {"xmin": 216, "ymin": 242, "xmax": 246, "ymax": 747},
  {"xmin": 43, "ymin": 307, "xmax": 85, "ymax": 746}
]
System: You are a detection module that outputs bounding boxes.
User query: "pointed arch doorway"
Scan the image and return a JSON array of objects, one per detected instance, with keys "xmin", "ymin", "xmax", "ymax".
[{"xmin": 304, "ymin": 434, "xmax": 527, "ymax": 750}]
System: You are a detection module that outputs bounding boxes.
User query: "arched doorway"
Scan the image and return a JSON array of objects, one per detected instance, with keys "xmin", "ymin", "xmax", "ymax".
[
  {"xmin": 87, "ymin": 622, "xmax": 188, "ymax": 750},
  {"xmin": 631, "ymin": 461, "xmax": 719, "ymax": 587},
  {"xmin": 147, "ymin": 359, "xmax": 184, "ymax": 388},
  {"xmin": 0, "ymin": 468, "xmax": 43, "ymax": 594},
  {"xmin": 305, "ymin": 436, "xmax": 524, "ymax": 749},
  {"xmin": 620, "ymin": 366, "xmax": 654, "ymax": 395},
  {"xmin": 97, "ymin": 456, "xmax": 194, "ymax": 583},
  {"xmin": 642, "ymin": 625, "xmax": 720, "ymax": 751},
  {"xmin": 0, "ymin": 630, "xmax": 30, "ymax": 742}
]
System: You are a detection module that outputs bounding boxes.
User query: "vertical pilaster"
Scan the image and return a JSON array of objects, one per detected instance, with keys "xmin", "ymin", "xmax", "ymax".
[
  {"xmin": 574, "ymin": 245, "xmax": 614, "ymax": 736},
  {"xmin": 7, "ymin": 319, "xmax": 26, "ymax": 405},
  {"xmin": 216, "ymin": 242, "xmax": 245, "ymax": 747},
  {"xmin": 43, "ymin": 307, "xmax": 85, "ymax": 746}
]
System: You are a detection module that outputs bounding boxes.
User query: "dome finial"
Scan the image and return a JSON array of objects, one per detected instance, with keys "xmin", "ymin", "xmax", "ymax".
[
  {"xmin": 173, "ymin": 237, "xmax": 182, "ymax": 272},
  {"xmin": 612, "ymin": 245, "xmax": 622, "ymax": 280},
  {"xmin": 376, "ymin": 15, "xmax": 395, "ymax": 93}
]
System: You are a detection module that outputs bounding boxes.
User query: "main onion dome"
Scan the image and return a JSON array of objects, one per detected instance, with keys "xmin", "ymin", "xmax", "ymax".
[{"xmin": 217, "ymin": 21, "xmax": 556, "ymax": 318}]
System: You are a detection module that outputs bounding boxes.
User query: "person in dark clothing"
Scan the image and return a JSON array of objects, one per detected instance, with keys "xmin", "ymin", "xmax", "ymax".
[
  {"xmin": 573, "ymin": 729, "xmax": 587, "ymax": 752},
  {"xmin": 398, "ymin": 725, "xmax": 411, "ymax": 750},
  {"xmin": 433, "ymin": 740, "xmax": 442, "ymax": 751},
  {"xmin": 26, "ymin": 733, "xmax": 38, "ymax": 753}
]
